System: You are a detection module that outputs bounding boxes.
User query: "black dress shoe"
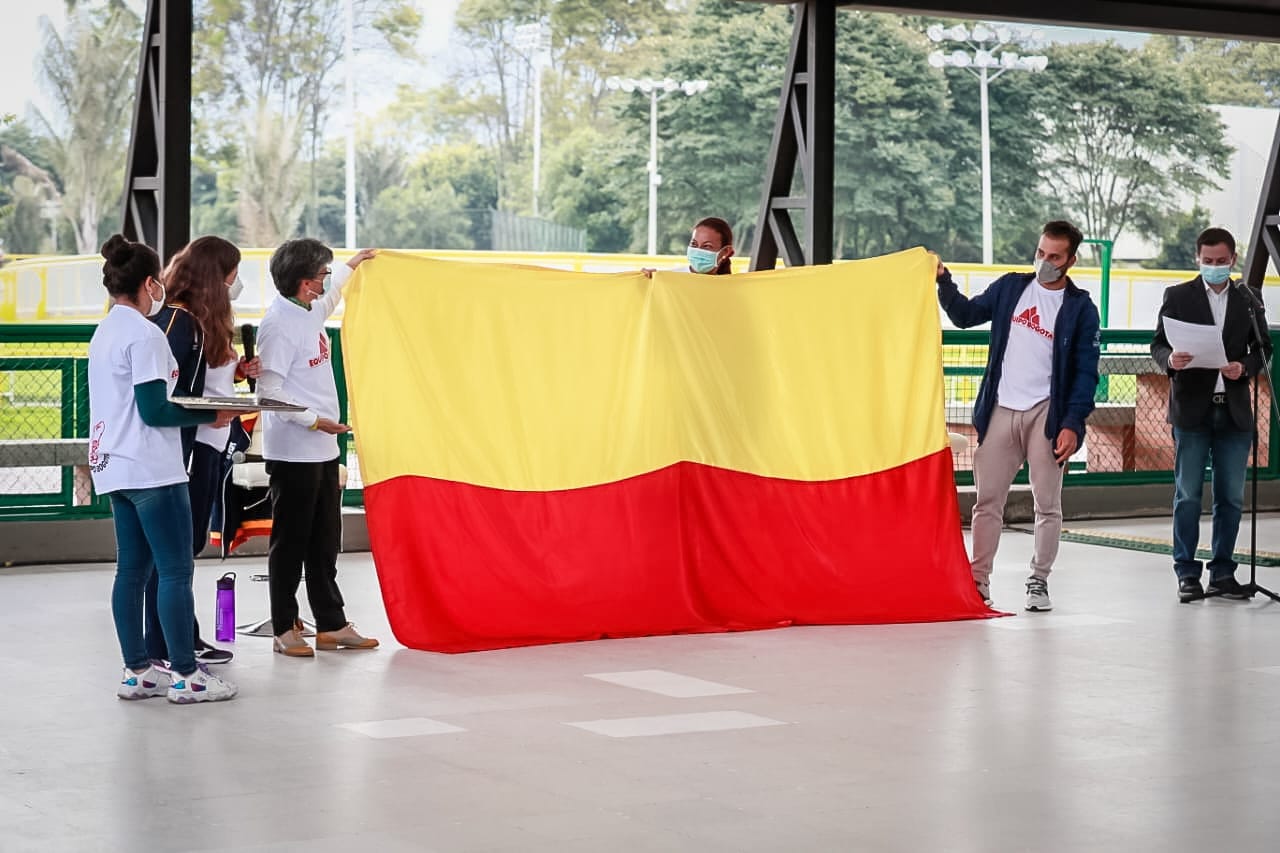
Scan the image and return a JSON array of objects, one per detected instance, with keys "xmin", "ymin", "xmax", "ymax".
[
  {"xmin": 1207, "ymin": 576, "xmax": 1251, "ymax": 600},
  {"xmin": 1178, "ymin": 577, "xmax": 1204, "ymax": 603}
]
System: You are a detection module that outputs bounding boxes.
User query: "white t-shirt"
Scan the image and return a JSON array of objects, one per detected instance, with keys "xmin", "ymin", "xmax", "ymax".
[
  {"xmin": 195, "ymin": 359, "xmax": 238, "ymax": 450},
  {"xmin": 87, "ymin": 304, "xmax": 187, "ymax": 494},
  {"xmin": 257, "ymin": 264, "xmax": 352, "ymax": 463},
  {"xmin": 997, "ymin": 281, "xmax": 1065, "ymax": 411}
]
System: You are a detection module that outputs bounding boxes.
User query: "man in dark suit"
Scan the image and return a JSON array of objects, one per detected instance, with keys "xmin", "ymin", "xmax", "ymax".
[{"xmin": 1152, "ymin": 227, "xmax": 1271, "ymax": 603}]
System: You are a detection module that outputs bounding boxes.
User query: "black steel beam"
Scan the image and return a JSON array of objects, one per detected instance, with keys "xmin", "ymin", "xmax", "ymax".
[
  {"xmin": 750, "ymin": 0, "xmax": 836, "ymax": 269},
  {"xmin": 748, "ymin": 1, "xmax": 1280, "ymax": 41},
  {"xmin": 1244, "ymin": 115, "xmax": 1280, "ymax": 288},
  {"xmin": 121, "ymin": 0, "xmax": 191, "ymax": 262}
]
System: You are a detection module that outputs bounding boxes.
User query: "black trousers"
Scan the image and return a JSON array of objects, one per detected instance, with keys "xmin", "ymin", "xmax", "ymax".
[
  {"xmin": 188, "ymin": 441, "xmax": 225, "ymax": 556},
  {"xmin": 266, "ymin": 458, "xmax": 346, "ymax": 635}
]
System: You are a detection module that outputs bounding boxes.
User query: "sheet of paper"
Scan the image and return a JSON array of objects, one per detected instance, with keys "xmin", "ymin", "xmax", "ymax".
[{"xmin": 1162, "ymin": 317, "xmax": 1228, "ymax": 369}]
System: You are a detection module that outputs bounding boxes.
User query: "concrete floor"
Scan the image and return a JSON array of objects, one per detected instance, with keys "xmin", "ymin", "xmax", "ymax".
[{"xmin": 4, "ymin": 516, "xmax": 1280, "ymax": 852}]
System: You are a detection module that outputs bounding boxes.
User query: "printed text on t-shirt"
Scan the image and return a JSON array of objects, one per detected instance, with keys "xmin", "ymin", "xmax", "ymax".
[
  {"xmin": 308, "ymin": 333, "xmax": 330, "ymax": 368},
  {"xmin": 1012, "ymin": 306, "xmax": 1053, "ymax": 340}
]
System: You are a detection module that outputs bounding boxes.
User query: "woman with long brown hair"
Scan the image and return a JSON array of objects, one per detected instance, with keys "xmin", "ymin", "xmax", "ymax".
[{"xmin": 144, "ymin": 236, "xmax": 260, "ymax": 665}]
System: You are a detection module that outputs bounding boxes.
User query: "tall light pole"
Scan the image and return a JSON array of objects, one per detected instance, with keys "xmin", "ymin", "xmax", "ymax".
[
  {"xmin": 927, "ymin": 23, "xmax": 1047, "ymax": 265},
  {"xmin": 605, "ymin": 76, "xmax": 709, "ymax": 256},
  {"xmin": 515, "ymin": 21, "xmax": 552, "ymax": 218}
]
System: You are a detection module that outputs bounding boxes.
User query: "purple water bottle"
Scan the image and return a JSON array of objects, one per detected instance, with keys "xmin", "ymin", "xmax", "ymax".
[{"xmin": 215, "ymin": 572, "xmax": 236, "ymax": 643}]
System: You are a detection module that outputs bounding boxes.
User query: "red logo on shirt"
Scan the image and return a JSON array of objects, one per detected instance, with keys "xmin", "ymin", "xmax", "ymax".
[
  {"xmin": 89, "ymin": 420, "xmax": 109, "ymax": 472},
  {"xmin": 308, "ymin": 333, "xmax": 330, "ymax": 368},
  {"xmin": 1012, "ymin": 306, "xmax": 1053, "ymax": 340}
]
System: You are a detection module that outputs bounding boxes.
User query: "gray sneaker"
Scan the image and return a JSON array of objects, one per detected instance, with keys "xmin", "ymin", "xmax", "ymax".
[
  {"xmin": 1025, "ymin": 577, "xmax": 1052, "ymax": 612},
  {"xmin": 976, "ymin": 581, "xmax": 992, "ymax": 606}
]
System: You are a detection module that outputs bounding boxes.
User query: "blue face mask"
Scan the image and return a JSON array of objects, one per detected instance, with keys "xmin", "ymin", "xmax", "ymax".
[
  {"xmin": 687, "ymin": 246, "xmax": 720, "ymax": 274},
  {"xmin": 1200, "ymin": 264, "xmax": 1231, "ymax": 286}
]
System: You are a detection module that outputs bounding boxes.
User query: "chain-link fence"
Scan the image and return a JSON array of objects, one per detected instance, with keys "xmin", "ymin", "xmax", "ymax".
[
  {"xmin": 0, "ymin": 325, "xmax": 97, "ymax": 515},
  {"xmin": 944, "ymin": 329, "xmax": 1277, "ymax": 483},
  {"xmin": 3, "ymin": 324, "xmax": 1278, "ymax": 520}
]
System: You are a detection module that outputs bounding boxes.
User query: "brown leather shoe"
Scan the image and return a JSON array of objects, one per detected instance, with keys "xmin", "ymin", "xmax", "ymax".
[
  {"xmin": 315, "ymin": 623, "xmax": 380, "ymax": 650},
  {"xmin": 273, "ymin": 628, "xmax": 315, "ymax": 657}
]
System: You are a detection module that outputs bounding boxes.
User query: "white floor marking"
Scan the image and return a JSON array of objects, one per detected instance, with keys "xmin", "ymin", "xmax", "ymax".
[
  {"xmin": 335, "ymin": 717, "xmax": 466, "ymax": 738},
  {"xmin": 585, "ymin": 669, "xmax": 753, "ymax": 698},
  {"xmin": 566, "ymin": 711, "xmax": 787, "ymax": 738}
]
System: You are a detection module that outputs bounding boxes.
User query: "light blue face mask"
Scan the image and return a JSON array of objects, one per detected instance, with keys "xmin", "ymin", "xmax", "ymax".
[
  {"xmin": 321, "ymin": 273, "xmax": 333, "ymax": 294},
  {"xmin": 1199, "ymin": 264, "xmax": 1231, "ymax": 286},
  {"xmin": 687, "ymin": 246, "xmax": 720, "ymax": 274}
]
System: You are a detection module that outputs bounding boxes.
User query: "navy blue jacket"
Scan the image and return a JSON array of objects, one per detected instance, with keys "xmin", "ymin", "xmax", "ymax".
[{"xmin": 937, "ymin": 271, "xmax": 1101, "ymax": 445}]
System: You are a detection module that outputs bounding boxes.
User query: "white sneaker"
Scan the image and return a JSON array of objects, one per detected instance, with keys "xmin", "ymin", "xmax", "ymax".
[
  {"xmin": 1025, "ymin": 577, "xmax": 1052, "ymax": 612},
  {"xmin": 168, "ymin": 664, "xmax": 239, "ymax": 704},
  {"xmin": 117, "ymin": 662, "xmax": 171, "ymax": 700}
]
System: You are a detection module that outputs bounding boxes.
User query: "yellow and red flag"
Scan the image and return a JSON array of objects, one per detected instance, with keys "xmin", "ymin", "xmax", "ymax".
[{"xmin": 343, "ymin": 248, "xmax": 991, "ymax": 652}]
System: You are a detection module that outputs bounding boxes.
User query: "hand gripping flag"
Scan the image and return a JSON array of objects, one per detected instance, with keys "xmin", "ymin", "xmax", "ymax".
[{"xmin": 342, "ymin": 248, "xmax": 993, "ymax": 652}]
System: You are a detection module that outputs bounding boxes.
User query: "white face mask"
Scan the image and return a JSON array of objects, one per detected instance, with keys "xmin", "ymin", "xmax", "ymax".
[
  {"xmin": 227, "ymin": 275, "xmax": 244, "ymax": 301},
  {"xmin": 145, "ymin": 281, "xmax": 165, "ymax": 317}
]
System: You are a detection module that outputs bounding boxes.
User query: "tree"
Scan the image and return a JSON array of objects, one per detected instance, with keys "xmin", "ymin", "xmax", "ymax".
[
  {"xmin": 1039, "ymin": 41, "xmax": 1231, "ymax": 253},
  {"xmin": 193, "ymin": 0, "xmax": 422, "ymax": 240},
  {"xmin": 1143, "ymin": 205, "xmax": 1213, "ymax": 270},
  {"xmin": 1145, "ymin": 36, "xmax": 1280, "ymax": 108},
  {"xmin": 237, "ymin": 104, "xmax": 307, "ymax": 246},
  {"xmin": 436, "ymin": 0, "xmax": 677, "ymax": 215},
  {"xmin": 363, "ymin": 176, "xmax": 472, "ymax": 249},
  {"xmin": 1, "ymin": 123, "xmax": 61, "ymax": 254},
  {"xmin": 35, "ymin": 1, "xmax": 140, "ymax": 253}
]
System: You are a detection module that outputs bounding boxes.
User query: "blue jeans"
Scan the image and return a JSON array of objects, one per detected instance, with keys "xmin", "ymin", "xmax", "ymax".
[
  {"xmin": 1172, "ymin": 406, "xmax": 1253, "ymax": 582},
  {"xmin": 109, "ymin": 483, "xmax": 197, "ymax": 675}
]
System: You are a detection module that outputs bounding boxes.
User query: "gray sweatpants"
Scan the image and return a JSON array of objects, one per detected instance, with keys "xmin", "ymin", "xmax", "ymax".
[{"xmin": 970, "ymin": 400, "xmax": 1065, "ymax": 587}]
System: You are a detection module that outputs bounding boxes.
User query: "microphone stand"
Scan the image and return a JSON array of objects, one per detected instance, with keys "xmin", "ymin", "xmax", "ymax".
[{"xmin": 1234, "ymin": 280, "xmax": 1280, "ymax": 602}]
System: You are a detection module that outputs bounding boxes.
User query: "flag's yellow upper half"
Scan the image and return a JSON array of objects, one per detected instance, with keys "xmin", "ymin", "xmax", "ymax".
[{"xmin": 342, "ymin": 248, "xmax": 948, "ymax": 491}]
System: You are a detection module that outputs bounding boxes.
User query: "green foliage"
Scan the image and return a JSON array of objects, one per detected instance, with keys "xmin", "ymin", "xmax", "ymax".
[
  {"xmin": 1142, "ymin": 205, "xmax": 1213, "ymax": 271},
  {"xmin": 544, "ymin": 127, "xmax": 631, "ymax": 252},
  {"xmin": 1146, "ymin": 36, "xmax": 1280, "ymax": 108},
  {"xmin": 35, "ymin": 1, "xmax": 140, "ymax": 252},
  {"xmin": 363, "ymin": 176, "xmax": 473, "ymax": 249},
  {"xmin": 1040, "ymin": 41, "xmax": 1231, "ymax": 248}
]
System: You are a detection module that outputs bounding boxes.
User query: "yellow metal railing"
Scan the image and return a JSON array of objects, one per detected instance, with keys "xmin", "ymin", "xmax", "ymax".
[{"xmin": 3, "ymin": 250, "xmax": 1277, "ymax": 326}]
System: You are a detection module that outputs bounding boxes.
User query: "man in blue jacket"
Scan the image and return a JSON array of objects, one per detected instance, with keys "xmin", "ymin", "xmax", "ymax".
[{"xmin": 935, "ymin": 220, "xmax": 1101, "ymax": 611}]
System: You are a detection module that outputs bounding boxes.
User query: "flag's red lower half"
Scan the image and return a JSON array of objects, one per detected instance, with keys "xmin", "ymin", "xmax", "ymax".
[{"xmin": 364, "ymin": 448, "xmax": 993, "ymax": 652}]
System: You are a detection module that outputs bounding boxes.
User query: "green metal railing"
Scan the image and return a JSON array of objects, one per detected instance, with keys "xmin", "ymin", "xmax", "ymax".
[{"xmin": 2, "ymin": 323, "xmax": 1277, "ymax": 521}]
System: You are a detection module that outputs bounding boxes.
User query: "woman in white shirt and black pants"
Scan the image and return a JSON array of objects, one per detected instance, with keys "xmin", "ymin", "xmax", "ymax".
[
  {"xmin": 256, "ymin": 239, "xmax": 379, "ymax": 657},
  {"xmin": 88, "ymin": 235, "xmax": 240, "ymax": 704}
]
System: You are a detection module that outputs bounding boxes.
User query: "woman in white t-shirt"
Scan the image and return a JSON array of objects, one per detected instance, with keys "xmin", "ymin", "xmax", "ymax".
[
  {"xmin": 256, "ymin": 239, "xmax": 379, "ymax": 657},
  {"xmin": 88, "ymin": 234, "xmax": 240, "ymax": 705},
  {"xmin": 142, "ymin": 236, "xmax": 261, "ymax": 666}
]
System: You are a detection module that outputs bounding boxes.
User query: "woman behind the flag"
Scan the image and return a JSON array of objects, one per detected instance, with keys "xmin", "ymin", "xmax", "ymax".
[{"xmin": 643, "ymin": 217, "xmax": 736, "ymax": 278}]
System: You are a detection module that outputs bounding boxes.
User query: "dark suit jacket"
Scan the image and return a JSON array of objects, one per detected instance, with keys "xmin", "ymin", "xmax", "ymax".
[{"xmin": 1151, "ymin": 277, "xmax": 1271, "ymax": 432}]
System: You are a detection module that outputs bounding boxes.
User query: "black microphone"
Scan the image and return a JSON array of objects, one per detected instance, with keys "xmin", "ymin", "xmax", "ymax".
[{"xmin": 241, "ymin": 323, "xmax": 256, "ymax": 393}]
